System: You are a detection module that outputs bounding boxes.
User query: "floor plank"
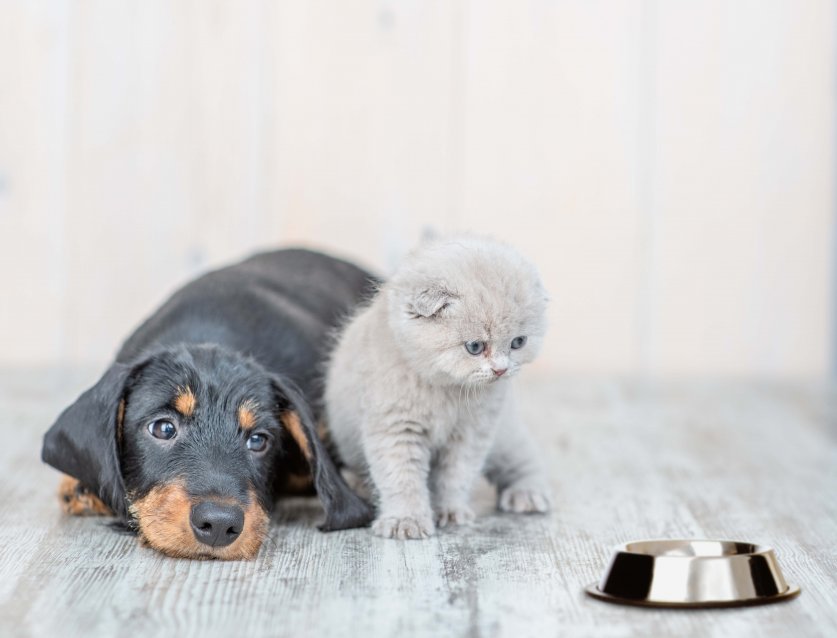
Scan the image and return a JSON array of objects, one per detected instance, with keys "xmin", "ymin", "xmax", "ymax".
[{"xmin": 0, "ymin": 369, "xmax": 834, "ymax": 637}]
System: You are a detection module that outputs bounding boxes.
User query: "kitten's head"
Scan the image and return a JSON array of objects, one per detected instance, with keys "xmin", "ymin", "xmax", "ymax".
[{"xmin": 387, "ymin": 235, "xmax": 548, "ymax": 386}]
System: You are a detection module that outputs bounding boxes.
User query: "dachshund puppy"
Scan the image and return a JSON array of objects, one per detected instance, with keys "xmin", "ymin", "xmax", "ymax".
[{"xmin": 43, "ymin": 249, "xmax": 376, "ymax": 559}]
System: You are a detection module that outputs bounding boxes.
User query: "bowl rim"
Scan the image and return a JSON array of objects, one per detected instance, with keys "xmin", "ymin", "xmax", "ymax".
[{"xmin": 614, "ymin": 538, "xmax": 774, "ymax": 558}]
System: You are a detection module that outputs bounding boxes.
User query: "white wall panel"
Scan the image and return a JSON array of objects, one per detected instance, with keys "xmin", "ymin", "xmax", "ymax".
[
  {"xmin": 647, "ymin": 0, "xmax": 834, "ymax": 375},
  {"xmin": 265, "ymin": 1, "xmax": 460, "ymax": 270},
  {"xmin": 0, "ymin": 2, "xmax": 71, "ymax": 363}
]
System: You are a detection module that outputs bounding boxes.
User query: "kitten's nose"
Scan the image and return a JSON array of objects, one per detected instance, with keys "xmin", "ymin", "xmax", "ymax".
[{"xmin": 492, "ymin": 367, "xmax": 507, "ymax": 377}]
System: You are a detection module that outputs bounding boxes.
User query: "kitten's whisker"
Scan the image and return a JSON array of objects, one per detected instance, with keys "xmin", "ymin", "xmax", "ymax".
[{"xmin": 465, "ymin": 382, "xmax": 476, "ymax": 422}]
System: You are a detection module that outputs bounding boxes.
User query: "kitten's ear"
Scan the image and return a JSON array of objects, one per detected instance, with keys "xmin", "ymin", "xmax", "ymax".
[
  {"xmin": 42, "ymin": 363, "xmax": 134, "ymax": 518},
  {"xmin": 407, "ymin": 284, "xmax": 458, "ymax": 318},
  {"xmin": 270, "ymin": 376, "xmax": 373, "ymax": 531}
]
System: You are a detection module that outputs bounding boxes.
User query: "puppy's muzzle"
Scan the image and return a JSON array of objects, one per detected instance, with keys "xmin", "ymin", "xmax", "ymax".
[{"xmin": 190, "ymin": 501, "xmax": 245, "ymax": 548}]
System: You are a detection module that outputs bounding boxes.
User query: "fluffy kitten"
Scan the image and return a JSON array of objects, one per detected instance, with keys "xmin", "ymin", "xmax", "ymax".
[{"xmin": 325, "ymin": 235, "xmax": 551, "ymax": 539}]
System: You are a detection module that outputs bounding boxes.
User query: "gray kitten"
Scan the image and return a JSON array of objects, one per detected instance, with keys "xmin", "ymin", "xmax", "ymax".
[{"xmin": 325, "ymin": 235, "xmax": 551, "ymax": 539}]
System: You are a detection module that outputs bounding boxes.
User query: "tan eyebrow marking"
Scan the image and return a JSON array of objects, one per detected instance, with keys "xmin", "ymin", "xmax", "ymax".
[
  {"xmin": 238, "ymin": 400, "xmax": 259, "ymax": 431},
  {"xmin": 173, "ymin": 386, "xmax": 196, "ymax": 417},
  {"xmin": 281, "ymin": 411, "xmax": 311, "ymax": 460}
]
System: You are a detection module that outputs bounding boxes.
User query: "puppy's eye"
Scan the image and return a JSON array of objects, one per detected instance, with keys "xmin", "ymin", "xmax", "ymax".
[
  {"xmin": 247, "ymin": 433, "xmax": 269, "ymax": 453},
  {"xmin": 464, "ymin": 340, "xmax": 486, "ymax": 355},
  {"xmin": 148, "ymin": 419, "xmax": 177, "ymax": 440},
  {"xmin": 510, "ymin": 336, "xmax": 527, "ymax": 349}
]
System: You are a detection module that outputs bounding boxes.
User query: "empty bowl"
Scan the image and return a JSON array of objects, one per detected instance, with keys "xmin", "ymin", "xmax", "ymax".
[{"xmin": 585, "ymin": 540, "xmax": 800, "ymax": 608}]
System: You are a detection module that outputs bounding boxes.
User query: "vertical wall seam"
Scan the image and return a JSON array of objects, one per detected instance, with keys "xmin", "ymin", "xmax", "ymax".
[
  {"xmin": 55, "ymin": 0, "xmax": 73, "ymax": 365},
  {"xmin": 636, "ymin": 0, "xmax": 658, "ymax": 375},
  {"xmin": 446, "ymin": 0, "xmax": 468, "ymax": 229},
  {"xmin": 832, "ymin": 0, "xmax": 837, "ymax": 378}
]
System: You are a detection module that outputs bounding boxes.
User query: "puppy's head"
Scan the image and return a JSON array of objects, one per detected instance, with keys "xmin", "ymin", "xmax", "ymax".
[{"xmin": 42, "ymin": 344, "xmax": 372, "ymax": 559}]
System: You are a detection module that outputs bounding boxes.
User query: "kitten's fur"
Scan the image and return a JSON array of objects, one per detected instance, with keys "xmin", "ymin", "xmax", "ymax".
[{"xmin": 325, "ymin": 235, "xmax": 551, "ymax": 539}]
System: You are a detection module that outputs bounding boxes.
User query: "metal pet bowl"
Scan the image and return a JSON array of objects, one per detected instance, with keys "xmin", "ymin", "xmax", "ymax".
[{"xmin": 585, "ymin": 540, "xmax": 800, "ymax": 608}]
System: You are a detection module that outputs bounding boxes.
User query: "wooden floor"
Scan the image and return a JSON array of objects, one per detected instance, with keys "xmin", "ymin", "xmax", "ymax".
[{"xmin": 0, "ymin": 368, "xmax": 834, "ymax": 638}]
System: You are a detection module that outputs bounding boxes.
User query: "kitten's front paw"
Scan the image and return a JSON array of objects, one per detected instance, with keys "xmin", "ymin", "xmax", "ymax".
[
  {"xmin": 435, "ymin": 505, "xmax": 475, "ymax": 528},
  {"xmin": 372, "ymin": 515, "xmax": 435, "ymax": 540},
  {"xmin": 498, "ymin": 486, "xmax": 551, "ymax": 514}
]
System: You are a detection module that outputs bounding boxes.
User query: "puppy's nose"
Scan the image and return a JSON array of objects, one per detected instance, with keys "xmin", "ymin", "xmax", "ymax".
[
  {"xmin": 190, "ymin": 501, "xmax": 245, "ymax": 548},
  {"xmin": 492, "ymin": 367, "xmax": 507, "ymax": 377}
]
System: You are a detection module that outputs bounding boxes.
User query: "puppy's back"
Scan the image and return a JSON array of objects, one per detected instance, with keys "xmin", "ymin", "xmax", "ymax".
[{"xmin": 117, "ymin": 248, "xmax": 378, "ymax": 395}]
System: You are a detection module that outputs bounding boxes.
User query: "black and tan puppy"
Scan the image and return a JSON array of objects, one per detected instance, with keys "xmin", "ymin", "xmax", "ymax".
[{"xmin": 43, "ymin": 249, "xmax": 376, "ymax": 559}]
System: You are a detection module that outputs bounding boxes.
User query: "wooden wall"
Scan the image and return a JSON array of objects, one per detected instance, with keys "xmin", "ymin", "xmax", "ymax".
[{"xmin": 0, "ymin": 1, "xmax": 833, "ymax": 376}]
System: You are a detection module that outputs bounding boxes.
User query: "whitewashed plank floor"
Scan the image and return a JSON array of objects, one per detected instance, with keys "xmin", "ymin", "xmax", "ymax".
[{"xmin": 0, "ymin": 368, "xmax": 834, "ymax": 638}]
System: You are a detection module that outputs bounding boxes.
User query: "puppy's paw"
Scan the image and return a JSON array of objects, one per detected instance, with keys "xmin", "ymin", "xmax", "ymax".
[
  {"xmin": 58, "ymin": 475, "xmax": 112, "ymax": 516},
  {"xmin": 435, "ymin": 505, "xmax": 475, "ymax": 528},
  {"xmin": 498, "ymin": 485, "xmax": 551, "ymax": 514},
  {"xmin": 372, "ymin": 515, "xmax": 435, "ymax": 540}
]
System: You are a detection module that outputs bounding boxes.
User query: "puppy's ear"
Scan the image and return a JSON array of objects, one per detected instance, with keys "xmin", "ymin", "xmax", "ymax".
[
  {"xmin": 406, "ymin": 283, "xmax": 458, "ymax": 318},
  {"xmin": 42, "ymin": 363, "xmax": 133, "ymax": 518},
  {"xmin": 271, "ymin": 377, "xmax": 373, "ymax": 531}
]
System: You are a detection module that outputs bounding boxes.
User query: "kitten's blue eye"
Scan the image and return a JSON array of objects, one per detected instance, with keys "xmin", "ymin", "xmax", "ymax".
[
  {"xmin": 465, "ymin": 341, "xmax": 486, "ymax": 355},
  {"xmin": 511, "ymin": 336, "xmax": 527, "ymax": 349},
  {"xmin": 247, "ymin": 433, "xmax": 269, "ymax": 453},
  {"xmin": 148, "ymin": 419, "xmax": 177, "ymax": 440}
]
